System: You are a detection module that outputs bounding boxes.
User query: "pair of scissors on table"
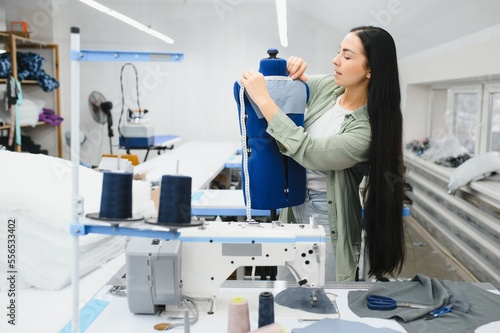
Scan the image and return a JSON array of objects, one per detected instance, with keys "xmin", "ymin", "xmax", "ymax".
[{"xmin": 367, "ymin": 295, "xmax": 427, "ymax": 310}]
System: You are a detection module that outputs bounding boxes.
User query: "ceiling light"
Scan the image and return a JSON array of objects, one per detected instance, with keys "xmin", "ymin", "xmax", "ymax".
[
  {"xmin": 276, "ymin": 0, "xmax": 288, "ymax": 47},
  {"xmin": 79, "ymin": 0, "xmax": 174, "ymax": 44}
]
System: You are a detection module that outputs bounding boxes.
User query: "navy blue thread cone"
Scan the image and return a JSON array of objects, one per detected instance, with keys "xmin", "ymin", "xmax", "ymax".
[
  {"xmin": 99, "ymin": 172, "xmax": 133, "ymax": 219},
  {"xmin": 258, "ymin": 291, "xmax": 275, "ymax": 328},
  {"xmin": 157, "ymin": 175, "xmax": 192, "ymax": 224}
]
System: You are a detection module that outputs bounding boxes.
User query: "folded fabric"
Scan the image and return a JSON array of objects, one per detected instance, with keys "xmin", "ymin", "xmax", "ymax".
[
  {"xmin": 348, "ymin": 274, "xmax": 500, "ymax": 333},
  {"xmin": 0, "ymin": 52, "xmax": 11, "ymax": 77},
  {"xmin": 0, "ymin": 97, "xmax": 44, "ymax": 127},
  {"xmin": 17, "ymin": 51, "xmax": 45, "ymax": 79},
  {"xmin": 39, "ymin": 111, "xmax": 63, "ymax": 125},
  {"xmin": 291, "ymin": 318, "xmax": 401, "ymax": 333},
  {"xmin": 0, "ymin": 52, "xmax": 60, "ymax": 92}
]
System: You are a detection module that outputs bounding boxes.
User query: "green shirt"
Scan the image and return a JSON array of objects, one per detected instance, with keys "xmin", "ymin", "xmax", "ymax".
[{"xmin": 266, "ymin": 74, "xmax": 371, "ymax": 281}]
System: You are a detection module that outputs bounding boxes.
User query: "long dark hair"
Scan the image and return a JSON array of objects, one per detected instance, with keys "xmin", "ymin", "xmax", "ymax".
[{"xmin": 351, "ymin": 26, "xmax": 405, "ymax": 278}]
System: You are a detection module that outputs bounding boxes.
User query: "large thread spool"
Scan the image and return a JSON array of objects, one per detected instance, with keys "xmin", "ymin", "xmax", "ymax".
[
  {"xmin": 157, "ymin": 175, "xmax": 192, "ymax": 224},
  {"xmin": 99, "ymin": 172, "xmax": 133, "ymax": 219},
  {"xmin": 250, "ymin": 323, "xmax": 286, "ymax": 333},
  {"xmin": 258, "ymin": 291, "xmax": 275, "ymax": 328},
  {"xmin": 227, "ymin": 296, "xmax": 250, "ymax": 333}
]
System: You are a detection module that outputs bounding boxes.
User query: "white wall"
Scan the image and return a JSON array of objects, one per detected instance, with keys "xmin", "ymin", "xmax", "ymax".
[
  {"xmin": 0, "ymin": 0, "xmax": 6, "ymax": 30},
  {"xmin": 399, "ymin": 24, "xmax": 500, "ymax": 143},
  {"xmin": 4, "ymin": 0, "xmax": 54, "ymax": 40},
  {"xmin": 48, "ymin": 1, "xmax": 337, "ymax": 164}
]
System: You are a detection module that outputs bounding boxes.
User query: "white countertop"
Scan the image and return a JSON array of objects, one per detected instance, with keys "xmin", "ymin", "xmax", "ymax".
[{"xmin": 134, "ymin": 141, "xmax": 241, "ymax": 192}]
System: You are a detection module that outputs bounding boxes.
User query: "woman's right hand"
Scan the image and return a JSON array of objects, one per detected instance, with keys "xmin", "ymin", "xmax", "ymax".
[{"xmin": 287, "ymin": 56, "xmax": 308, "ymax": 81}]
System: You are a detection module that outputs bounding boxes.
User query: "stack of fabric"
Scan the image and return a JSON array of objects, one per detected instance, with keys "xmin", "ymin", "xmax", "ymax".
[{"xmin": 0, "ymin": 151, "xmax": 156, "ymax": 290}]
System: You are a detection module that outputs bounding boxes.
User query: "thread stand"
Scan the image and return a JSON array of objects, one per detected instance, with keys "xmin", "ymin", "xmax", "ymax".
[
  {"xmin": 144, "ymin": 218, "xmax": 204, "ymax": 230},
  {"xmin": 85, "ymin": 213, "xmax": 144, "ymax": 226}
]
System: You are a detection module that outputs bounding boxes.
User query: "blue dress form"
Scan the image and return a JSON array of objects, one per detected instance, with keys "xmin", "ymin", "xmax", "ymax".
[{"xmin": 234, "ymin": 49, "xmax": 308, "ymax": 211}]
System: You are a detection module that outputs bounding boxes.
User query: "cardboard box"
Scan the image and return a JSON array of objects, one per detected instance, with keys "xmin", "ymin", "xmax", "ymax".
[{"xmin": 11, "ymin": 21, "xmax": 28, "ymax": 32}]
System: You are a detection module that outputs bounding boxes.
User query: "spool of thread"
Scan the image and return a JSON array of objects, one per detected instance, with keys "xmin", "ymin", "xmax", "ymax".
[
  {"xmin": 157, "ymin": 175, "xmax": 192, "ymax": 224},
  {"xmin": 227, "ymin": 296, "xmax": 250, "ymax": 333},
  {"xmin": 258, "ymin": 291, "xmax": 275, "ymax": 328},
  {"xmin": 99, "ymin": 172, "xmax": 133, "ymax": 219},
  {"xmin": 250, "ymin": 323, "xmax": 286, "ymax": 333}
]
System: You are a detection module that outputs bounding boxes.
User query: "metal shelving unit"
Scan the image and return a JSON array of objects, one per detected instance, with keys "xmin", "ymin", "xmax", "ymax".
[{"xmin": 69, "ymin": 26, "xmax": 184, "ymax": 333}]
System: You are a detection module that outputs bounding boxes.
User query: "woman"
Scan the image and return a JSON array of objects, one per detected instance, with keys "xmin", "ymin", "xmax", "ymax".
[{"xmin": 240, "ymin": 26, "xmax": 405, "ymax": 281}]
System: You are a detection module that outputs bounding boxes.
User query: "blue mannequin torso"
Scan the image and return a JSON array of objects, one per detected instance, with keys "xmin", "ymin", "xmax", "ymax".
[{"xmin": 234, "ymin": 49, "xmax": 308, "ymax": 210}]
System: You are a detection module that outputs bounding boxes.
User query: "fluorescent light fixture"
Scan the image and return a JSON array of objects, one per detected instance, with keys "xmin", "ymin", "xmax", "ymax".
[
  {"xmin": 79, "ymin": 0, "xmax": 174, "ymax": 44},
  {"xmin": 276, "ymin": 0, "xmax": 288, "ymax": 47}
]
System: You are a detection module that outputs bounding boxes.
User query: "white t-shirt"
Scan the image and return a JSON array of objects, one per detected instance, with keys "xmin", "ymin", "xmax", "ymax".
[{"xmin": 306, "ymin": 94, "xmax": 351, "ymax": 191}]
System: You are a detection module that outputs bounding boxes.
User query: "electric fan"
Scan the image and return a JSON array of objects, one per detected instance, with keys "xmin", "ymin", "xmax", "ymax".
[{"xmin": 88, "ymin": 91, "xmax": 114, "ymax": 153}]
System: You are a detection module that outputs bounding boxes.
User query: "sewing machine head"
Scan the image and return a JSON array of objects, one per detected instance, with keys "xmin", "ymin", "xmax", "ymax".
[{"xmin": 125, "ymin": 221, "xmax": 326, "ymax": 314}]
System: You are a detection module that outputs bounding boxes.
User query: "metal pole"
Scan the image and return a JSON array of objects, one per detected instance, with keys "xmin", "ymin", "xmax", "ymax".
[{"xmin": 70, "ymin": 26, "xmax": 81, "ymax": 333}]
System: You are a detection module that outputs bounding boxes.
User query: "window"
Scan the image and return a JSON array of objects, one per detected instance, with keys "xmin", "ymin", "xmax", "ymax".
[
  {"xmin": 489, "ymin": 92, "xmax": 500, "ymax": 152},
  {"xmin": 452, "ymin": 93, "xmax": 480, "ymax": 154},
  {"xmin": 430, "ymin": 83, "xmax": 500, "ymax": 155},
  {"xmin": 480, "ymin": 84, "xmax": 500, "ymax": 153}
]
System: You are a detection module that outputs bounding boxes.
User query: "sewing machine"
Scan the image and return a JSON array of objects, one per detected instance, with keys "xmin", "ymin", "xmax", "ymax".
[{"xmin": 125, "ymin": 221, "xmax": 326, "ymax": 314}]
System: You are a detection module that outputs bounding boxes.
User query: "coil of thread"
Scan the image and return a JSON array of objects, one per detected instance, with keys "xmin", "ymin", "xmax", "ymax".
[
  {"xmin": 99, "ymin": 172, "xmax": 133, "ymax": 219},
  {"xmin": 227, "ymin": 296, "xmax": 250, "ymax": 333},
  {"xmin": 250, "ymin": 323, "xmax": 286, "ymax": 333},
  {"xmin": 157, "ymin": 175, "xmax": 192, "ymax": 224},
  {"xmin": 258, "ymin": 291, "xmax": 275, "ymax": 328}
]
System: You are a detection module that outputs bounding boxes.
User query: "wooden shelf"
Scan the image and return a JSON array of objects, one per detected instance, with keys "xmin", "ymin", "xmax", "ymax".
[
  {"xmin": 0, "ymin": 31, "xmax": 55, "ymax": 48},
  {"xmin": 0, "ymin": 121, "xmax": 46, "ymax": 131},
  {"xmin": 0, "ymin": 32, "xmax": 62, "ymax": 157},
  {"xmin": 0, "ymin": 78, "xmax": 38, "ymax": 85}
]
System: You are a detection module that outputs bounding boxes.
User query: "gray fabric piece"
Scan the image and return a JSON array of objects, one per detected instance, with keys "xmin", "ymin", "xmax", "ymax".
[
  {"xmin": 274, "ymin": 287, "xmax": 337, "ymax": 314},
  {"xmin": 448, "ymin": 151, "xmax": 500, "ymax": 194},
  {"xmin": 348, "ymin": 274, "xmax": 500, "ymax": 333},
  {"xmin": 291, "ymin": 318, "xmax": 401, "ymax": 333},
  {"xmin": 247, "ymin": 79, "xmax": 307, "ymax": 119}
]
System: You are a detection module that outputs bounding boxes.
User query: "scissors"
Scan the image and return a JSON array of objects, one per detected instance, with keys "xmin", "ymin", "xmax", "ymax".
[
  {"xmin": 424, "ymin": 304, "xmax": 453, "ymax": 320},
  {"xmin": 367, "ymin": 295, "xmax": 427, "ymax": 310}
]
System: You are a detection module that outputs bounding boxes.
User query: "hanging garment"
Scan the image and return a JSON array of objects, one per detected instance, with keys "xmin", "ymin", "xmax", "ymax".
[
  {"xmin": 5, "ymin": 74, "xmax": 21, "ymax": 147},
  {"xmin": 234, "ymin": 49, "xmax": 309, "ymax": 211}
]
